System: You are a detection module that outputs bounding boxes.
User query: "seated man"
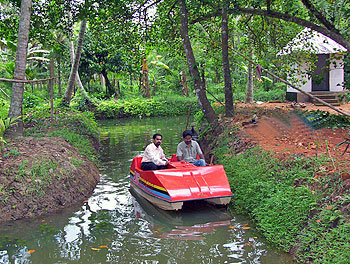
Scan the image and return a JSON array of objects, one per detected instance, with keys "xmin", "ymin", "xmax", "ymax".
[
  {"xmin": 176, "ymin": 130, "xmax": 206, "ymax": 166},
  {"xmin": 141, "ymin": 133, "xmax": 169, "ymax": 171}
]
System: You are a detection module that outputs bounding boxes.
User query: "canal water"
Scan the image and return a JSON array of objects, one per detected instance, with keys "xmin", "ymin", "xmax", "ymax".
[{"xmin": 0, "ymin": 116, "xmax": 293, "ymax": 263}]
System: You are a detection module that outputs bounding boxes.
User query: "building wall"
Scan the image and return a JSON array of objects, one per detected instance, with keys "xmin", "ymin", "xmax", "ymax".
[
  {"xmin": 286, "ymin": 53, "xmax": 344, "ymax": 94},
  {"xmin": 287, "ymin": 61, "xmax": 311, "ymax": 93},
  {"xmin": 329, "ymin": 55, "xmax": 344, "ymax": 92}
]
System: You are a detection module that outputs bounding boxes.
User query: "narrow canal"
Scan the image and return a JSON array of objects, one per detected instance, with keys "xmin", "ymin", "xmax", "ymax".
[{"xmin": 0, "ymin": 116, "xmax": 293, "ymax": 263}]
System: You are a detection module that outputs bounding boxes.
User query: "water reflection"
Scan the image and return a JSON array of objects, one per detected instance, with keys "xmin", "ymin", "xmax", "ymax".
[{"xmin": 131, "ymin": 187, "xmax": 232, "ymax": 240}]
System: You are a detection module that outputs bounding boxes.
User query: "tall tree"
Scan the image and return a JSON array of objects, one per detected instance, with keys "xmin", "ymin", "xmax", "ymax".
[
  {"xmin": 221, "ymin": 0, "xmax": 234, "ymax": 116},
  {"xmin": 179, "ymin": 0, "xmax": 218, "ymax": 126},
  {"xmin": 7, "ymin": 0, "xmax": 32, "ymax": 136},
  {"xmin": 245, "ymin": 52, "xmax": 254, "ymax": 104},
  {"xmin": 61, "ymin": 20, "xmax": 87, "ymax": 107}
]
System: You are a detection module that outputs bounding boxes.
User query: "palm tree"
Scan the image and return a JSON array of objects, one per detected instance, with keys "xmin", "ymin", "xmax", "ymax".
[{"xmin": 7, "ymin": 0, "xmax": 32, "ymax": 136}]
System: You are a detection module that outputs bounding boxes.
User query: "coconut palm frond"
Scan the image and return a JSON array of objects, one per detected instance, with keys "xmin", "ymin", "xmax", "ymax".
[{"xmin": 27, "ymin": 56, "xmax": 50, "ymax": 62}]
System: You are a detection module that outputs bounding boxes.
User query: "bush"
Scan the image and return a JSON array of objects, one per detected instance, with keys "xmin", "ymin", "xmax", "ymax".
[
  {"xmin": 339, "ymin": 91, "xmax": 350, "ymax": 103},
  {"xmin": 23, "ymin": 90, "xmax": 45, "ymax": 109},
  {"xmin": 95, "ymin": 95, "xmax": 200, "ymax": 119},
  {"xmin": 231, "ymin": 89, "xmax": 286, "ymax": 102},
  {"xmin": 0, "ymin": 98, "xmax": 9, "ymax": 119},
  {"xmin": 296, "ymin": 109, "xmax": 350, "ymax": 129}
]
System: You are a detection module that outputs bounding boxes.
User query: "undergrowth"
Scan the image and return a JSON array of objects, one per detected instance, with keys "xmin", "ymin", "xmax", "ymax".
[
  {"xmin": 92, "ymin": 95, "xmax": 200, "ymax": 119},
  {"xmin": 295, "ymin": 109, "xmax": 350, "ymax": 129},
  {"xmin": 212, "ymin": 125, "xmax": 350, "ymax": 263},
  {"xmin": 24, "ymin": 107, "xmax": 99, "ymax": 162}
]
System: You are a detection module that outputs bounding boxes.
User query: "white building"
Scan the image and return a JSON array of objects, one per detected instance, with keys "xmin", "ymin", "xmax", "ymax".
[{"xmin": 279, "ymin": 28, "xmax": 346, "ymax": 102}]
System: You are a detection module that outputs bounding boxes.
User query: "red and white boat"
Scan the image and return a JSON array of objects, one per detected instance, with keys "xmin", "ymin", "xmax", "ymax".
[{"xmin": 129, "ymin": 155, "xmax": 233, "ymax": 210}]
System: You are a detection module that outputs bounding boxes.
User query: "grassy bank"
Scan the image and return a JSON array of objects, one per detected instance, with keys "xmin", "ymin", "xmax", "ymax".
[
  {"xmin": 0, "ymin": 106, "xmax": 101, "ymax": 223},
  {"xmin": 210, "ymin": 125, "xmax": 350, "ymax": 263},
  {"xmin": 24, "ymin": 106, "xmax": 100, "ymax": 162}
]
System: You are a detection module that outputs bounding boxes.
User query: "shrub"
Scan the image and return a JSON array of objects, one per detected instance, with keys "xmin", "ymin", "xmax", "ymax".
[
  {"xmin": 24, "ymin": 107, "xmax": 99, "ymax": 161},
  {"xmin": 296, "ymin": 109, "xmax": 350, "ymax": 129},
  {"xmin": 0, "ymin": 98, "xmax": 9, "ymax": 119},
  {"xmin": 95, "ymin": 95, "xmax": 200, "ymax": 119},
  {"xmin": 23, "ymin": 90, "xmax": 45, "ymax": 109}
]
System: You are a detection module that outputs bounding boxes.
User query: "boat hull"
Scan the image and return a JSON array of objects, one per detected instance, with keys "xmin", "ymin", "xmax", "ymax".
[
  {"xmin": 130, "ymin": 182, "xmax": 183, "ymax": 210},
  {"xmin": 129, "ymin": 156, "xmax": 233, "ymax": 211}
]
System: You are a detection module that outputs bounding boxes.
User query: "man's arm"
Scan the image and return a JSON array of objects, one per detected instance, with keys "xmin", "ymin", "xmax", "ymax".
[
  {"xmin": 176, "ymin": 143, "xmax": 184, "ymax": 162},
  {"xmin": 195, "ymin": 141, "xmax": 205, "ymax": 161}
]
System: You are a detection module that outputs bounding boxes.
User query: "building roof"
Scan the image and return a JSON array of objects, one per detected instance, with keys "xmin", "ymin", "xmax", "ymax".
[{"xmin": 278, "ymin": 28, "xmax": 346, "ymax": 55}]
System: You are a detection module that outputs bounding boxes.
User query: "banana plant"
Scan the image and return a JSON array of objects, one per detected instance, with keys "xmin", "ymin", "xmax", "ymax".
[
  {"xmin": 1, "ymin": 40, "xmax": 50, "ymax": 80},
  {"xmin": 0, "ymin": 117, "xmax": 20, "ymax": 151}
]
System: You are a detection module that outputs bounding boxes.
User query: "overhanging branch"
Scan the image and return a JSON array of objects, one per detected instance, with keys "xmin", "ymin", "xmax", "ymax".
[{"xmin": 190, "ymin": 6, "xmax": 350, "ymax": 51}]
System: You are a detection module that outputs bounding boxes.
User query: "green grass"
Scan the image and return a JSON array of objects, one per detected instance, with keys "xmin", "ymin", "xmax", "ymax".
[
  {"xmin": 5, "ymin": 158, "xmax": 62, "ymax": 199},
  {"xmin": 24, "ymin": 107, "xmax": 99, "ymax": 162},
  {"xmin": 211, "ymin": 125, "xmax": 350, "ymax": 263},
  {"xmin": 48, "ymin": 128, "xmax": 96, "ymax": 162}
]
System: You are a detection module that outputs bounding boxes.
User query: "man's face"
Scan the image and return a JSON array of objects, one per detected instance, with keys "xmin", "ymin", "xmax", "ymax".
[
  {"xmin": 183, "ymin": 135, "xmax": 192, "ymax": 145},
  {"xmin": 153, "ymin": 136, "xmax": 162, "ymax": 147}
]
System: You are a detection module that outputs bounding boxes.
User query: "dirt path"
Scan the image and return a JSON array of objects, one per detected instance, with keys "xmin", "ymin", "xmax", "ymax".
[{"xmin": 232, "ymin": 102, "xmax": 350, "ymax": 178}]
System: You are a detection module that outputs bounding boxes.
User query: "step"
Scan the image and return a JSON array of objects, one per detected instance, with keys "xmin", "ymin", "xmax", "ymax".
[
  {"xmin": 313, "ymin": 100, "xmax": 340, "ymax": 106},
  {"xmin": 313, "ymin": 95, "xmax": 338, "ymax": 100},
  {"xmin": 311, "ymin": 92, "xmax": 341, "ymax": 106},
  {"xmin": 310, "ymin": 91, "xmax": 341, "ymax": 95}
]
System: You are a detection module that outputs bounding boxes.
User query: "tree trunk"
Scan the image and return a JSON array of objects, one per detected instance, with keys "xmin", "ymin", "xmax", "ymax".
[
  {"xmin": 179, "ymin": 71, "xmax": 189, "ymax": 96},
  {"xmin": 101, "ymin": 68, "xmax": 113, "ymax": 97},
  {"xmin": 57, "ymin": 55, "xmax": 62, "ymax": 97},
  {"xmin": 179, "ymin": 0, "xmax": 218, "ymax": 125},
  {"xmin": 245, "ymin": 52, "xmax": 254, "ymax": 103},
  {"xmin": 115, "ymin": 79, "xmax": 121, "ymax": 97},
  {"xmin": 69, "ymin": 38, "xmax": 91, "ymax": 101},
  {"xmin": 61, "ymin": 20, "xmax": 87, "ymax": 107},
  {"xmin": 142, "ymin": 58, "xmax": 150, "ymax": 98},
  {"xmin": 221, "ymin": 0, "xmax": 234, "ymax": 117},
  {"xmin": 68, "ymin": 41, "xmax": 86, "ymax": 95},
  {"xmin": 49, "ymin": 58, "xmax": 54, "ymax": 121},
  {"xmin": 7, "ymin": 0, "xmax": 32, "ymax": 137}
]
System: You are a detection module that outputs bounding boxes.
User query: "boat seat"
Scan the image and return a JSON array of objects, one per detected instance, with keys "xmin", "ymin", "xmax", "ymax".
[
  {"xmin": 134, "ymin": 156, "xmax": 143, "ymax": 170},
  {"xmin": 169, "ymin": 154, "xmax": 178, "ymax": 162}
]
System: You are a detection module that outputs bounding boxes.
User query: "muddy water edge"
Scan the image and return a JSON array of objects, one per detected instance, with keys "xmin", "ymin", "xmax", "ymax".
[{"xmin": 0, "ymin": 116, "xmax": 293, "ymax": 263}]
